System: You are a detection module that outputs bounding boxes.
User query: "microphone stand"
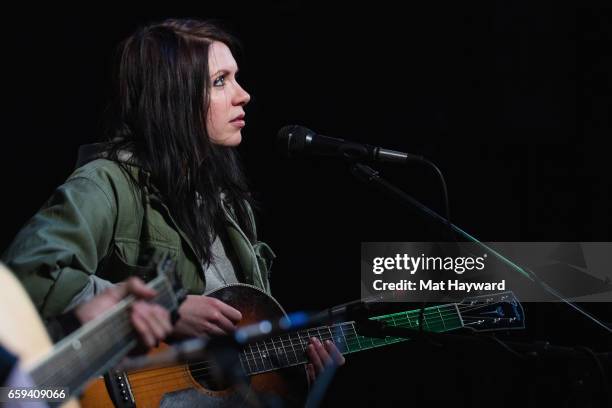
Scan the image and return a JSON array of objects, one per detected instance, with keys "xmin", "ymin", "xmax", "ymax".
[{"xmin": 350, "ymin": 163, "xmax": 611, "ymax": 334}]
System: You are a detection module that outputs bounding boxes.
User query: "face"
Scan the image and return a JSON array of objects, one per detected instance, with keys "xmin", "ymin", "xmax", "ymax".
[{"xmin": 206, "ymin": 41, "xmax": 251, "ymax": 146}]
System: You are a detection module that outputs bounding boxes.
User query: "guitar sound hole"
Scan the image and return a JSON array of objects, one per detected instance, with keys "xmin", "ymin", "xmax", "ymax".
[{"xmin": 188, "ymin": 360, "xmax": 247, "ymax": 391}]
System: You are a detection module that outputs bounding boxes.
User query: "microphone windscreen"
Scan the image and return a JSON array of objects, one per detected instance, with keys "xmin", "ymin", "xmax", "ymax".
[{"xmin": 277, "ymin": 125, "xmax": 314, "ymax": 157}]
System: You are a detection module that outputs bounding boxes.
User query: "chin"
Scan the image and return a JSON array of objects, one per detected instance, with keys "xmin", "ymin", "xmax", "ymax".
[
  {"xmin": 226, "ymin": 132, "xmax": 242, "ymax": 146},
  {"xmin": 213, "ymin": 132, "xmax": 242, "ymax": 146}
]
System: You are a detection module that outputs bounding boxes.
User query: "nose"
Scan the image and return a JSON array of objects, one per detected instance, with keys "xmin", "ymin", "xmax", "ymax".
[{"xmin": 233, "ymin": 82, "xmax": 251, "ymax": 107}]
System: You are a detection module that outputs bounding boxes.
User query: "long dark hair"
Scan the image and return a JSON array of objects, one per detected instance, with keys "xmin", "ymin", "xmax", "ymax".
[{"xmin": 104, "ymin": 18, "xmax": 255, "ymax": 264}]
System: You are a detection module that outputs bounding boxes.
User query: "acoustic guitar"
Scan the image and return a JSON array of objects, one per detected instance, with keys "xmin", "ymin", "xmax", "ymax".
[{"xmin": 80, "ymin": 284, "xmax": 524, "ymax": 407}]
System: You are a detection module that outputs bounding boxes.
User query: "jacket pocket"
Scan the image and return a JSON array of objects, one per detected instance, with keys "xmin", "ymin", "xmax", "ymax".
[{"xmin": 97, "ymin": 241, "xmax": 176, "ymax": 283}]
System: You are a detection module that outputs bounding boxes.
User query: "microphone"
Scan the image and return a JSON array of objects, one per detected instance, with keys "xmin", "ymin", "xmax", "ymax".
[{"xmin": 277, "ymin": 125, "xmax": 423, "ymax": 163}]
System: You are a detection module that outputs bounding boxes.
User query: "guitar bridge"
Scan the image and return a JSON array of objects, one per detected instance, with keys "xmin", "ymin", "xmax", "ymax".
[{"xmin": 103, "ymin": 370, "xmax": 136, "ymax": 408}]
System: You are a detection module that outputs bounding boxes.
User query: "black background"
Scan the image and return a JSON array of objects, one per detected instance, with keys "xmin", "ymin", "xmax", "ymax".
[{"xmin": 2, "ymin": 2, "xmax": 611, "ymax": 406}]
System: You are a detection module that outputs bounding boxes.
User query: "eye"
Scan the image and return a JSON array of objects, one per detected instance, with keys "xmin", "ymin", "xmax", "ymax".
[{"xmin": 213, "ymin": 75, "xmax": 226, "ymax": 87}]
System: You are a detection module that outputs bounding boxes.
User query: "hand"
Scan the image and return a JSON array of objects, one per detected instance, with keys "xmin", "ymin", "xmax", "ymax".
[
  {"xmin": 305, "ymin": 337, "xmax": 346, "ymax": 384},
  {"xmin": 75, "ymin": 277, "xmax": 172, "ymax": 348},
  {"xmin": 172, "ymin": 295, "xmax": 242, "ymax": 338}
]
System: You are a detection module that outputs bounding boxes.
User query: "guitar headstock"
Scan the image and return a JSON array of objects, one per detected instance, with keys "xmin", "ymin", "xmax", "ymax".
[
  {"xmin": 138, "ymin": 252, "xmax": 187, "ymax": 315},
  {"xmin": 155, "ymin": 253, "xmax": 187, "ymax": 305},
  {"xmin": 457, "ymin": 291, "xmax": 525, "ymax": 332}
]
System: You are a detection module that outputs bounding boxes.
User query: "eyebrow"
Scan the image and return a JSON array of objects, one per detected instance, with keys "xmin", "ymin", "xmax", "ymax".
[{"xmin": 210, "ymin": 68, "xmax": 239, "ymax": 78}]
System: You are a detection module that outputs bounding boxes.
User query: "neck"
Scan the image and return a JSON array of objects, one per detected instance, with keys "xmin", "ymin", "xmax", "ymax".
[
  {"xmin": 238, "ymin": 303, "xmax": 462, "ymax": 376},
  {"xmin": 28, "ymin": 275, "xmax": 178, "ymax": 395}
]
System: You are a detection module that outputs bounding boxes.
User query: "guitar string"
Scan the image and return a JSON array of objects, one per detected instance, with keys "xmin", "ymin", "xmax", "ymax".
[
  {"xmin": 125, "ymin": 302, "xmax": 510, "ymax": 385},
  {"xmin": 128, "ymin": 305, "xmax": 460, "ymax": 377},
  {"xmin": 40, "ymin": 302, "xmax": 464, "ymax": 387},
  {"xmin": 127, "ymin": 314, "xmax": 515, "ymax": 392},
  {"xmin": 41, "ymin": 301, "xmax": 503, "ymax": 389},
  {"xmin": 146, "ymin": 301, "xmax": 504, "ymax": 374},
  {"xmin": 125, "ymin": 312, "xmax": 459, "ymax": 389},
  {"xmin": 126, "ymin": 310, "xmax": 514, "ymax": 391}
]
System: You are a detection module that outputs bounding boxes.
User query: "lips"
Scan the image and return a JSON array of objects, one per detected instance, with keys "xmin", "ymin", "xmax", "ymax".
[
  {"xmin": 230, "ymin": 113, "xmax": 246, "ymax": 129},
  {"xmin": 230, "ymin": 113, "xmax": 245, "ymax": 123}
]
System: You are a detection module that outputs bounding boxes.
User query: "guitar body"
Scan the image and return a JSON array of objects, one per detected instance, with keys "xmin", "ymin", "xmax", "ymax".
[
  {"xmin": 0, "ymin": 264, "xmax": 53, "ymax": 368},
  {"xmin": 0, "ymin": 264, "xmax": 79, "ymax": 408},
  {"xmin": 81, "ymin": 284, "xmax": 309, "ymax": 408}
]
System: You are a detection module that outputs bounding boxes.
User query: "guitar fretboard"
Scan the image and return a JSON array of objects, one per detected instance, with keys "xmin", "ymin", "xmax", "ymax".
[{"xmin": 237, "ymin": 303, "xmax": 462, "ymax": 376}]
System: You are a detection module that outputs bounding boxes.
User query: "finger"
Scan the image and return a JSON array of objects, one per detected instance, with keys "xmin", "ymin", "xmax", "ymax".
[
  {"xmin": 313, "ymin": 338, "xmax": 333, "ymax": 367},
  {"xmin": 152, "ymin": 305, "xmax": 173, "ymax": 334},
  {"xmin": 130, "ymin": 310, "xmax": 155, "ymax": 348},
  {"xmin": 306, "ymin": 341, "xmax": 324, "ymax": 375},
  {"xmin": 133, "ymin": 302, "xmax": 167, "ymax": 342},
  {"xmin": 324, "ymin": 340, "xmax": 346, "ymax": 365},
  {"xmin": 147, "ymin": 304, "xmax": 172, "ymax": 339},
  {"xmin": 306, "ymin": 363, "xmax": 315, "ymax": 384},
  {"xmin": 207, "ymin": 309, "xmax": 237, "ymax": 333},
  {"xmin": 144, "ymin": 304, "xmax": 172, "ymax": 334},
  {"xmin": 125, "ymin": 277, "xmax": 157, "ymax": 299},
  {"xmin": 213, "ymin": 299, "xmax": 243, "ymax": 323},
  {"xmin": 203, "ymin": 322, "xmax": 228, "ymax": 337}
]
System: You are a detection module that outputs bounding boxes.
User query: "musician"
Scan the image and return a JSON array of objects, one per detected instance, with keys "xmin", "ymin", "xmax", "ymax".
[{"xmin": 2, "ymin": 17, "xmax": 344, "ymax": 400}]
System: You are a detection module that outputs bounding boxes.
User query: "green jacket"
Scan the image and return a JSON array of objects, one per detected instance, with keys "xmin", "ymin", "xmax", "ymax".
[{"xmin": 2, "ymin": 152, "xmax": 275, "ymax": 319}]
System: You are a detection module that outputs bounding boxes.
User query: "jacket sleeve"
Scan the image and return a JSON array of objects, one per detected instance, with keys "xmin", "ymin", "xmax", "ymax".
[{"xmin": 2, "ymin": 175, "xmax": 116, "ymax": 319}]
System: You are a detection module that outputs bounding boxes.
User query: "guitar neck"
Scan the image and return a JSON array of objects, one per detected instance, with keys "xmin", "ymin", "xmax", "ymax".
[
  {"xmin": 28, "ymin": 275, "xmax": 179, "ymax": 395},
  {"xmin": 239, "ymin": 302, "xmax": 463, "ymax": 376}
]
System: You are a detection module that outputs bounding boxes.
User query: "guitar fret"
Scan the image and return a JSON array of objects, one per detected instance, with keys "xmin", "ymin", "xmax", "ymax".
[
  {"xmin": 282, "ymin": 335, "xmax": 293, "ymax": 365},
  {"xmin": 405, "ymin": 311, "xmax": 413, "ymax": 328},
  {"xmin": 339, "ymin": 323, "xmax": 350, "ymax": 353},
  {"xmin": 266, "ymin": 340, "xmax": 273, "ymax": 369},
  {"xmin": 250, "ymin": 343, "xmax": 261, "ymax": 373},
  {"xmin": 289, "ymin": 333, "xmax": 300, "ymax": 364},
  {"xmin": 238, "ymin": 353, "xmax": 248, "ymax": 374},
  {"xmin": 342, "ymin": 324, "xmax": 354, "ymax": 353},
  {"xmin": 327, "ymin": 327, "xmax": 336, "ymax": 351},
  {"xmin": 438, "ymin": 307, "xmax": 447, "ymax": 330},
  {"xmin": 255, "ymin": 342, "xmax": 265, "ymax": 372},
  {"xmin": 260, "ymin": 340, "xmax": 269, "ymax": 371},
  {"xmin": 316, "ymin": 327, "xmax": 326, "ymax": 342},
  {"xmin": 268, "ymin": 338, "xmax": 280, "ymax": 368},
  {"xmin": 351, "ymin": 323, "xmax": 362, "ymax": 351},
  {"xmin": 296, "ymin": 331, "xmax": 307, "ymax": 360},
  {"xmin": 270, "ymin": 336, "xmax": 282, "ymax": 368},
  {"xmin": 249, "ymin": 344, "xmax": 261, "ymax": 372},
  {"xmin": 263, "ymin": 340, "xmax": 272, "ymax": 370},
  {"xmin": 306, "ymin": 328, "xmax": 314, "ymax": 341}
]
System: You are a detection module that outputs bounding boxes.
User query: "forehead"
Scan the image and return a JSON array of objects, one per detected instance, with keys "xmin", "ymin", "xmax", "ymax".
[{"xmin": 208, "ymin": 41, "xmax": 238, "ymax": 74}]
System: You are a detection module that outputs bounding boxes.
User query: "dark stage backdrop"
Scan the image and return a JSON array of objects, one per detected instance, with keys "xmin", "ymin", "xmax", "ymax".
[{"xmin": 2, "ymin": 2, "xmax": 611, "ymax": 407}]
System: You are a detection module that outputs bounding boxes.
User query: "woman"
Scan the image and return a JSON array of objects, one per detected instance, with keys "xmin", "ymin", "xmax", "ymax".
[{"xmin": 2, "ymin": 18, "xmax": 343, "ymax": 396}]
